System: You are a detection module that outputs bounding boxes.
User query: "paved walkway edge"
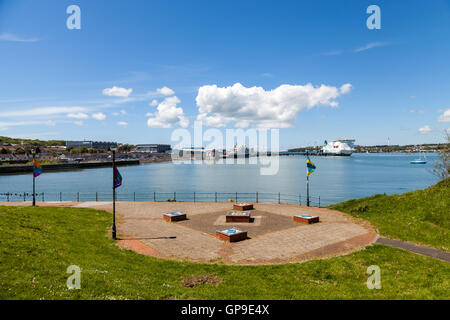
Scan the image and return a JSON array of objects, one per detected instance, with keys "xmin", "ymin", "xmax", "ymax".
[{"xmin": 376, "ymin": 237, "xmax": 450, "ymax": 262}]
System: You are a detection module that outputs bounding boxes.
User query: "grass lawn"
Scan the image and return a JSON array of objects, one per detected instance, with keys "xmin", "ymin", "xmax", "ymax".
[
  {"xmin": 329, "ymin": 178, "xmax": 450, "ymax": 251},
  {"xmin": 0, "ymin": 205, "xmax": 449, "ymax": 300}
]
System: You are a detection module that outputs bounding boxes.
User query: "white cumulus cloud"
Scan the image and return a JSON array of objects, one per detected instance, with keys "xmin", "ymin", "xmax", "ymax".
[
  {"xmin": 157, "ymin": 86, "xmax": 175, "ymax": 96},
  {"xmin": 419, "ymin": 125, "xmax": 431, "ymax": 134},
  {"xmin": 340, "ymin": 83, "xmax": 353, "ymax": 94},
  {"xmin": 438, "ymin": 109, "xmax": 450, "ymax": 122},
  {"xmin": 102, "ymin": 86, "xmax": 133, "ymax": 98},
  {"xmin": 150, "ymin": 99, "xmax": 158, "ymax": 106},
  {"xmin": 92, "ymin": 112, "xmax": 106, "ymax": 121},
  {"xmin": 117, "ymin": 121, "xmax": 128, "ymax": 127},
  {"xmin": 67, "ymin": 112, "xmax": 89, "ymax": 119},
  {"xmin": 195, "ymin": 82, "xmax": 352, "ymax": 128},
  {"xmin": 147, "ymin": 96, "xmax": 189, "ymax": 128}
]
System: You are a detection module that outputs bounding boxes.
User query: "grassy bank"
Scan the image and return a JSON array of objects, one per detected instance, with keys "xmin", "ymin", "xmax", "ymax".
[
  {"xmin": 0, "ymin": 205, "xmax": 449, "ymax": 299},
  {"xmin": 329, "ymin": 178, "xmax": 450, "ymax": 251}
]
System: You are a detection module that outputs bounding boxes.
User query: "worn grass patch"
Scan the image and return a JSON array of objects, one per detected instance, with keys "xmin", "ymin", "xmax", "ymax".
[
  {"xmin": 0, "ymin": 205, "xmax": 448, "ymax": 300},
  {"xmin": 180, "ymin": 275, "xmax": 222, "ymax": 288},
  {"xmin": 329, "ymin": 178, "xmax": 450, "ymax": 251}
]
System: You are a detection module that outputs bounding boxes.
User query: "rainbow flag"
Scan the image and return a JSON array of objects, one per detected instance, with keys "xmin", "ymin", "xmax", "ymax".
[
  {"xmin": 113, "ymin": 165, "xmax": 122, "ymax": 189},
  {"xmin": 33, "ymin": 159, "xmax": 42, "ymax": 178},
  {"xmin": 306, "ymin": 156, "xmax": 316, "ymax": 176}
]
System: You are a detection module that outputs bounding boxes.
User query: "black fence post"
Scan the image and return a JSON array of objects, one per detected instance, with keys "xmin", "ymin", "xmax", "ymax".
[
  {"xmin": 77, "ymin": 192, "xmax": 80, "ymax": 202},
  {"xmin": 7, "ymin": 193, "xmax": 9, "ymax": 202},
  {"xmin": 24, "ymin": 192, "xmax": 26, "ymax": 202},
  {"xmin": 278, "ymin": 192, "xmax": 280, "ymax": 204},
  {"xmin": 96, "ymin": 192, "xmax": 98, "ymax": 202},
  {"xmin": 134, "ymin": 192, "xmax": 136, "ymax": 202},
  {"xmin": 256, "ymin": 192, "xmax": 258, "ymax": 203},
  {"xmin": 299, "ymin": 193, "xmax": 301, "ymax": 205},
  {"xmin": 235, "ymin": 192, "xmax": 238, "ymax": 202},
  {"xmin": 60, "ymin": 192, "xmax": 62, "ymax": 202},
  {"xmin": 319, "ymin": 196, "xmax": 321, "ymax": 208},
  {"xmin": 42, "ymin": 192, "xmax": 44, "ymax": 202},
  {"xmin": 194, "ymin": 192, "xmax": 196, "ymax": 203},
  {"xmin": 215, "ymin": 192, "xmax": 217, "ymax": 203},
  {"xmin": 153, "ymin": 192, "xmax": 156, "ymax": 202},
  {"xmin": 174, "ymin": 192, "xmax": 176, "ymax": 201}
]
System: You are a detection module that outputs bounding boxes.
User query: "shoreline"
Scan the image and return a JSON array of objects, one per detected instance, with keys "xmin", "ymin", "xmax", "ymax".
[{"xmin": 0, "ymin": 159, "xmax": 140, "ymax": 175}]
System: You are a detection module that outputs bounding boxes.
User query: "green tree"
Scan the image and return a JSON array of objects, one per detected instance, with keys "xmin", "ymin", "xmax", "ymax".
[
  {"xmin": 433, "ymin": 132, "xmax": 450, "ymax": 180},
  {"xmin": 120, "ymin": 144, "xmax": 134, "ymax": 152}
]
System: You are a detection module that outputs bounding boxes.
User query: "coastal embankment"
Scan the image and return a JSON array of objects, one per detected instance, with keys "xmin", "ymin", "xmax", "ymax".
[{"xmin": 0, "ymin": 159, "xmax": 139, "ymax": 175}]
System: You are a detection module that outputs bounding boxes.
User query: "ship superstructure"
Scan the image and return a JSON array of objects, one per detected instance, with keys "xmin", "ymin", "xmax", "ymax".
[{"xmin": 321, "ymin": 139, "xmax": 355, "ymax": 156}]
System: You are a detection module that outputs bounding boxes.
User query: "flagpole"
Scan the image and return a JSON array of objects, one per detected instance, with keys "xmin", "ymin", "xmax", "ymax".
[
  {"xmin": 112, "ymin": 148, "xmax": 117, "ymax": 240},
  {"xmin": 32, "ymin": 150, "xmax": 36, "ymax": 207},
  {"xmin": 306, "ymin": 174, "xmax": 310, "ymax": 207},
  {"xmin": 306, "ymin": 151, "xmax": 310, "ymax": 207}
]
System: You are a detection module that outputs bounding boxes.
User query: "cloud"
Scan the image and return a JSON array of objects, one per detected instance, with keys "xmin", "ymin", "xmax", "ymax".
[
  {"xmin": 67, "ymin": 112, "xmax": 89, "ymax": 119},
  {"xmin": 112, "ymin": 109, "xmax": 127, "ymax": 116},
  {"xmin": 195, "ymin": 82, "xmax": 352, "ymax": 128},
  {"xmin": 438, "ymin": 109, "xmax": 450, "ymax": 122},
  {"xmin": 147, "ymin": 96, "xmax": 189, "ymax": 128},
  {"xmin": 0, "ymin": 120, "xmax": 55, "ymax": 130},
  {"xmin": 92, "ymin": 112, "xmax": 106, "ymax": 120},
  {"xmin": 354, "ymin": 42, "xmax": 390, "ymax": 52},
  {"xmin": 117, "ymin": 121, "xmax": 128, "ymax": 127},
  {"xmin": 73, "ymin": 121, "xmax": 84, "ymax": 126},
  {"xmin": 157, "ymin": 86, "xmax": 175, "ymax": 96},
  {"xmin": 0, "ymin": 106, "xmax": 88, "ymax": 118},
  {"xmin": 419, "ymin": 125, "xmax": 431, "ymax": 134},
  {"xmin": 102, "ymin": 86, "xmax": 133, "ymax": 98},
  {"xmin": 150, "ymin": 99, "xmax": 158, "ymax": 107},
  {"xmin": 340, "ymin": 83, "xmax": 352, "ymax": 94},
  {"xmin": 0, "ymin": 33, "xmax": 40, "ymax": 42}
]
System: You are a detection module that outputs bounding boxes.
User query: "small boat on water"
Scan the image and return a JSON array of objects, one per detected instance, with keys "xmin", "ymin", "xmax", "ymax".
[
  {"xmin": 410, "ymin": 153, "xmax": 427, "ymax": 164},
  {"xmin": 410, "ymin": 159, "xmax": 427, "ymax": 164}
]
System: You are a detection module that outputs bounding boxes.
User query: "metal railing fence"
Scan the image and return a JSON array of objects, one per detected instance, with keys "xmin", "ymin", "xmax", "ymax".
[{"xmin": 0, "ymin": 191, "xmax": 321, "ymax": 207}]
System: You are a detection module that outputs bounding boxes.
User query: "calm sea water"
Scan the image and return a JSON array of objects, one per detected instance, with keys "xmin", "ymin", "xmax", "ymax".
[{"xmin": 0, "ymin": 153, "xmax": 439, "ymax": 206}]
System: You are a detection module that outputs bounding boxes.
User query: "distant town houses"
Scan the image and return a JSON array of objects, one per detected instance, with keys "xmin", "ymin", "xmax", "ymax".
[
  {"xmin": 0, "ymin": 139, "xmax": 173, "ymax": 165},
  {"xmin": 354, "ymin": 144, "xmax": 447, "ymax": 154}
]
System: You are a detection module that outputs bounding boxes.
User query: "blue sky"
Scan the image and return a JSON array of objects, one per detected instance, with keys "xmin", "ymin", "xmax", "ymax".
[{"xmin": 0, "ymin": 0, "xmax": 449, "ymax": 149}]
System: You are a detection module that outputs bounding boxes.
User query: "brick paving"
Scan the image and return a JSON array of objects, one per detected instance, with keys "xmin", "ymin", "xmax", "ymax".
[
  {"xmin": 0, "ymin": 201, "xmax": 378, "ymax": 264},
  {"xmin": 178, "ymin": 209, "xmax": 298, "ymax": 236}
]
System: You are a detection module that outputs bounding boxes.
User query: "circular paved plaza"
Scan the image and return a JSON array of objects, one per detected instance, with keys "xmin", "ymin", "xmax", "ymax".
[
  {"xmin": 1, "ymin": 201, "xmax": 377, "ymax": 265},
  {"xmin": 91, "ymin": 201, "xmax": 377, "ymax": 264}
]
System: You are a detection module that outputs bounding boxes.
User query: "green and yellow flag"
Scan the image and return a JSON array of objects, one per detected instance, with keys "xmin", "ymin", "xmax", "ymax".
[{"xmin": 306, "ymin": 156, "xmax": 316, "ymax": 176}]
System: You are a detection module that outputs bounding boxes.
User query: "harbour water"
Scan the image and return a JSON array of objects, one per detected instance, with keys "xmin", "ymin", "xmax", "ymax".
[{"xmin": 0, "ymin": 153, "xmax": 440, "ymax": 206}]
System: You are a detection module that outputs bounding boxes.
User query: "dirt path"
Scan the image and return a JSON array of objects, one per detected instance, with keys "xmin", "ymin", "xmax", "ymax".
[{"xmin": 376, "ymin": 237, "xmax": 450, "ymax": 262}]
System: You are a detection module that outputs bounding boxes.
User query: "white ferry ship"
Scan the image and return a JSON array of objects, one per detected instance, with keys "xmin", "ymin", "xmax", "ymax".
[{"xmin": 321, "ymin": 139, "xmax": 355, "ymax": 156}]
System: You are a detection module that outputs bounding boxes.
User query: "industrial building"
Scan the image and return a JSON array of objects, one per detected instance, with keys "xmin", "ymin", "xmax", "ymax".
[{"xmin": 136, "ymin": 144, "xmax": 171, "ymax": 153}]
